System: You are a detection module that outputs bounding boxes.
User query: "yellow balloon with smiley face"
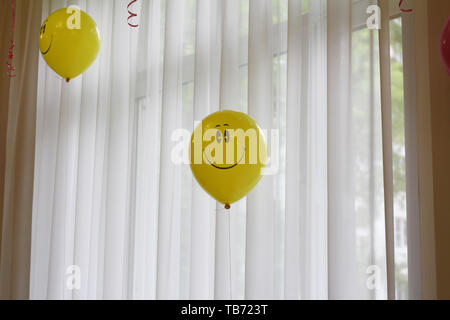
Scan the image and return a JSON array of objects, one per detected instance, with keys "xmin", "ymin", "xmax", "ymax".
[
  {"xmin": 39, "ymin": 8, "xmax": 100, "ymax": 82},
  {"xmin": 190, "ymin": 110, "xmax": 267, "ymax": 209}
]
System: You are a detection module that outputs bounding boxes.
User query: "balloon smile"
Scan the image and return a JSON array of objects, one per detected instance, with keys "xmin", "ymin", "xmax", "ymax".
[
  {"xmin": 41, "ymin": 35, "xmax": 53, "ymax": 55},
  {"xmin": 203, "ymin": 149, "xmax": 245, "ymax": 170}
]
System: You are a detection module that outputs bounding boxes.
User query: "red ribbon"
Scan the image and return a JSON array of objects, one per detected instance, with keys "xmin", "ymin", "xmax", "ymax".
[
  {"xmin": 127, "ymin": 0, "xmax": 139, "ymax": 28},
  {"xmin": 6, "ymin": 0, "xmax": 16, "ymax": 78},
  {"xmin": 399, "ymin": 0, "xmax": 413, "ymax": 13}
]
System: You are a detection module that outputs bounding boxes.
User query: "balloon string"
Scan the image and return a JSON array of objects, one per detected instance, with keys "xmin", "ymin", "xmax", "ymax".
[
  {"xmin": 6, "ymin": 0, "xmax": 16, "ymax": 78},
  {"xmin": 398, "ymin": 0, "xmax": 413, "ymax": 13},
  {"xmin": 216, "ymin": 205, "xmax": 233, "ymax": 299},
  {"xmin": 228, "ymin": 213, "xmax": 233, "ymax": 300},
  {"xmin": 127, "ymin": 0, "xmax": 139, "ymax": 28}
]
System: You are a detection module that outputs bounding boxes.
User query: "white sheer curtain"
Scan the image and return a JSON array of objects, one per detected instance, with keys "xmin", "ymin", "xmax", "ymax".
[{"xmin": 31, "ymin": 0, "xmax": 389, "ymax": 299}]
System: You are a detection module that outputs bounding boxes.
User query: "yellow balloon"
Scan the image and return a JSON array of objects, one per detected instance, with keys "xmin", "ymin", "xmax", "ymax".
[
  {"xmin": 39, "ymin": 8, "xmax": 100, "ymax": 82},
  {"xmin": 190, "ymin": 110, "xmax": 267, "ymax": 209}
]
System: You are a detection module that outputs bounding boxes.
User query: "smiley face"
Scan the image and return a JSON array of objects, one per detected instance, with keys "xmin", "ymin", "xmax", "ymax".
[
  {"xmin": 39, "ymin": 19, "xmax": 53, "ymax": 55},
  {"xmin": 202, "ymin": 124, "xmax": 246, "ymax": 170},
  {"xmin": 190, "ymin": 110, "xmax": 267, "ymax": 206}
]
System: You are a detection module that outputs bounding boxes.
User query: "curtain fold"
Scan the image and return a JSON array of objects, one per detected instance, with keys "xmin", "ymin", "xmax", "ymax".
[
  {"xmin": 285, "ymin": 0, "xmax": 329, "ymax": 300},
  {"xmin": 156, "ymin": 0, "xmax": 185, "ymax": 300},
  {"xmin": 245, "ymin": 0, "xmax": 274, "ymax": 300},
  {"xmin": 284, "ymin": 0, "xmax": 303, "ymax": 299},
  {"xmin": 327, "ymin": 0, "xmax": 358, "ymax": 299},
  {"xmin": 28, "ymin": 0, "xmax": 392, "ymax": 300},
  {"xmin": 129, "ymin": 0, "xmax": 162, "ymax": 299}
]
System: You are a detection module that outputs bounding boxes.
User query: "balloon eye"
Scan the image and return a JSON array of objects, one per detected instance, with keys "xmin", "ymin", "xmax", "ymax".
[
  {"xmin": 40, "ymin": 24, "xmax": 46, "ymax": 34},
  {"xmin": 216, "ymin": 131, "xmax": 222, "ymax": 143},
  {"xmin": 224, "ymin": 130, "xmax": 230, "ymax": 143}
]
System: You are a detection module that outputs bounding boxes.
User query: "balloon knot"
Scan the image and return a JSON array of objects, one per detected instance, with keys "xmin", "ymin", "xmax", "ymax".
[
  {"xmin": 225, "ymin": 204, "xmax": 230, "ymax": 210},
  {"xmin": 66, "ymin": 78, "xmax": 70, "ymax": 83}
]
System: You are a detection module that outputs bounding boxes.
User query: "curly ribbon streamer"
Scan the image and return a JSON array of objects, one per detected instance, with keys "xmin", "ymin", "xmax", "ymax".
[
  {"xmin": 127, "ymin": 0, "xmax": 139, "ymax": 28},
  {"xmin": 399, "ymin": 0, "xmax": 413, "ymax": 13},
  {"xmin": 6, "ymin": 0, "xmax": 16, "ymax": 78}
]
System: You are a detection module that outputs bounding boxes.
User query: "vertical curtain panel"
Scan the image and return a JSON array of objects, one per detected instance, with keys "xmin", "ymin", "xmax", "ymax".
[{"xmin": 0, "ymin": 0, "xmax": 43, "ymax": 300}]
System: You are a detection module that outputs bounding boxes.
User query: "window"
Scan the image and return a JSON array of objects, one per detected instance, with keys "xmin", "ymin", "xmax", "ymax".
[
  {"xmin": 352, "ymin": 1, "xmax": 409, "ymax": 300},
  {"xmin": 29, "ymin": 0, "xmax": 419, "ymax": 300},
  {"xmin": 389, "ymin": 16, "xmax": 409, "ymax": 301}
]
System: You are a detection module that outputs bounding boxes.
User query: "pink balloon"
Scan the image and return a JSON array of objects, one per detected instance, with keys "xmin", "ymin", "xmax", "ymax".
[{"xmin": 440, "ymin": 16, "xmax": 450, "ymax": 75}]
